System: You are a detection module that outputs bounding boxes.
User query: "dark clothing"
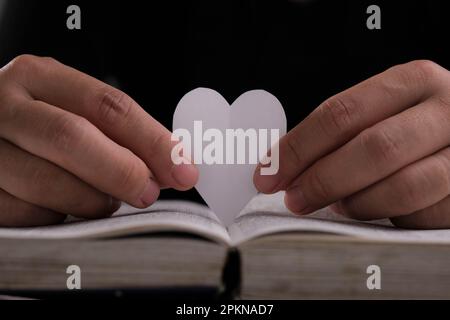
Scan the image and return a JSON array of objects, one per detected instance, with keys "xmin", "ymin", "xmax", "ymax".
[{"xmin": 0, "ymin": 0, "xmax": 449, "ymax": 201}]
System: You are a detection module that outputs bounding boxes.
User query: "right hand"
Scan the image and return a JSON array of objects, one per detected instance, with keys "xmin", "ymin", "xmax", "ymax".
[{"xmin": 0, "ymin": 55, "xmax": 198, "ymax": 227}]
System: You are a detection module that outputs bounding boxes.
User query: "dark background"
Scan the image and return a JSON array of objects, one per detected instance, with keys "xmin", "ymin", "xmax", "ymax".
[{"xmin": 0, "ymin": 0, "xmax": 449, "ymax": 202}]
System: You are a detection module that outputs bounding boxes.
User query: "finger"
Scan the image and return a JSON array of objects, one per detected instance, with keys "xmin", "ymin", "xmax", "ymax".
[
  {"xmin": 0, "ymin": 97, "xmax": 159, "ymax": 208},
  {"xmin": 254, "ymin": 60, "xmax": 449, "ymax": 193},
  {"xmin": 284, "ymin": 96, "xmax": 450, "ymax": 214},
  {"xmin": 332, "ymin": 147, "xmax": 450, "ymax": 220},
  {"xmin": 390, "ymin": 196, "xmax": 450, "ymax": 229},
  {"xmin": 0, "ymin": 189, "xmax": 65, "ymax": 227},
  {"xmin": 1, "ymin": 55, "xmax": 198, "ymax": 190},
  {"xmin": 0, "ymin": 139, "xmax": 121, "ymax": 218}
]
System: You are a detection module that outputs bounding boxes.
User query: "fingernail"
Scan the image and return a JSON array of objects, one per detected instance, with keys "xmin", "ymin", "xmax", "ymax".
[
  {"xmin": 253, "ymin": 168, "xmax": 281, "ymax": 194},
  {"xmin": 171, "ymin": 160, "xmax": 199, "ymax": 190},
  {"xmin": 285, "ymin": 186, "xmax": 310, "ymax": 214},
  {"xmin": 139, "ymin": 178, "xmax": 160, "ymax": 207}
]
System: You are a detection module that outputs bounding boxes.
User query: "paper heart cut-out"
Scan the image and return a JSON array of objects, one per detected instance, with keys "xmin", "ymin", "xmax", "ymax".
[{"xmin": 173, "ymin": 88, "xmax": 286, "ymax": 226}]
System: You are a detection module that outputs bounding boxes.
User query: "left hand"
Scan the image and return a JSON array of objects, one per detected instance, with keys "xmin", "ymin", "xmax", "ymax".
[{"xmin": 254, "ymin": 60, "xmax": 450, "ymax": 229}]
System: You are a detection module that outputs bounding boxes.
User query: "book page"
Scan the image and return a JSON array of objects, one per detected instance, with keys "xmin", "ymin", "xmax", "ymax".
[
  {"xmin": 229, "ymin": 192, "xmax": 450, "ymax": 246},
  {"xmin": 0, "ymin": 200, "xmax": 231, "ymax": 245}
]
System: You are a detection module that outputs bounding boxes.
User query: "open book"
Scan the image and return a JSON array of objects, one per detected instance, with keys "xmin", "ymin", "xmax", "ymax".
[{"xmin": 1, "ymin": 192, "xmax": 450, "ymax": 299}]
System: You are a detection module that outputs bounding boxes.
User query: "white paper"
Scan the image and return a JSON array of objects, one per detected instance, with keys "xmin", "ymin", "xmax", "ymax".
[
  {"xmin": 230, "ymin": 192, "xmax": 450, "ymax": 246},
  {"xmin": 173, "ymin": 88, "xmax": 286, "ymax": 226},
  {"xmin": 0, "ymin": 201, "xmax": 231, "ymax": 245},
  {"xmin": 2, "ymin": 195, "xmax": 450, "ymax": 247}
]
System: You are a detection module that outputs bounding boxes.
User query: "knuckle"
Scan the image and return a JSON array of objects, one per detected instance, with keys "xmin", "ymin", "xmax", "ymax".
[
  {"xmin": 318, "ymin": 96, "xmax": 357, "ymax": 138},
  {"xmin": 94, "ymin": 87, "xmax": 134, "ymax": 126},
  {"xmin": 397, "ymin": 60, "xmax": 445, "ymax": 90},
  {"xmin": 114, "ymin": 154, "xmax": 146, "ymax": 197},
  {"xmin": 434, "ymin": 94, "xmax": 450, "ymax": 113},
  {"xmin": 1, "ymin": 55, "xmax": 60, "ymax": 85},
  {"xmin": 435, "ymin": 151, "xmax": 450, "ymax": 195},
  {"xmin": 147, "ymin": 130, "xmax": 169, "ymax": 162},
  {"xmin": 39, "ymin": 56, "xmax": 58, "ymax": 65},
  {"xmin": 285, "ymin": 132, "xmax": 304, "ymax": 166},
  {"xmin": 2, "ymin": 54, "xmax": 41, "ymax": 76},
  {"xmin": 0, "ymin": 89, "xmax": 15, "ymax": 120},
  {"xmin": 408, "ymin": 59, "xmax": 442, "ymax": 78},
  {"xmin": 46, "ymin": 113, "xmax": 90, "ymax": 152},
  {"xmin": 116, "ymin": 163, "xmax": 136, "ymax": 191},
  {"xmin": 28, "ymin": 164, "xmax": 53, "ymax": 188},
  {"xmin": 359, "ymin": 127, "xmax": 401, "ymax": 169},
  {"xmin": 393, "ymin": 172, "xmax": 425, "ymax": 214},
  {"xmin": 305, "ymin": 168, "xmax": 332, "ymax": 203}
]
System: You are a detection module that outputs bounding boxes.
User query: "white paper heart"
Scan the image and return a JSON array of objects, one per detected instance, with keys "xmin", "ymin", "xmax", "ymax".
[{"xmin": 173, "ymin": 88, "xmax": 286, "ymax": 226}]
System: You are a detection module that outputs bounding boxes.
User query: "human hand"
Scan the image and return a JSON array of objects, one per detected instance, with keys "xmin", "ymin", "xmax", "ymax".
[
  {"xmin": 254, "ymin": 60, "xmax": 450, "ymax": 229},
  {"xmin": 0, "ymin": 55, "xmax": 198, "ymax": 227}
]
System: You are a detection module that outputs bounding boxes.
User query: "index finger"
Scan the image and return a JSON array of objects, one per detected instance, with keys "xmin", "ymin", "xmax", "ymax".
[
  {"xmin": 2, "ymin": 55, "xmax": 198, "ymax": 190},
  {"xmin": 254, "ymin": 60, "xmax": 447, "ymax": 193}
]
